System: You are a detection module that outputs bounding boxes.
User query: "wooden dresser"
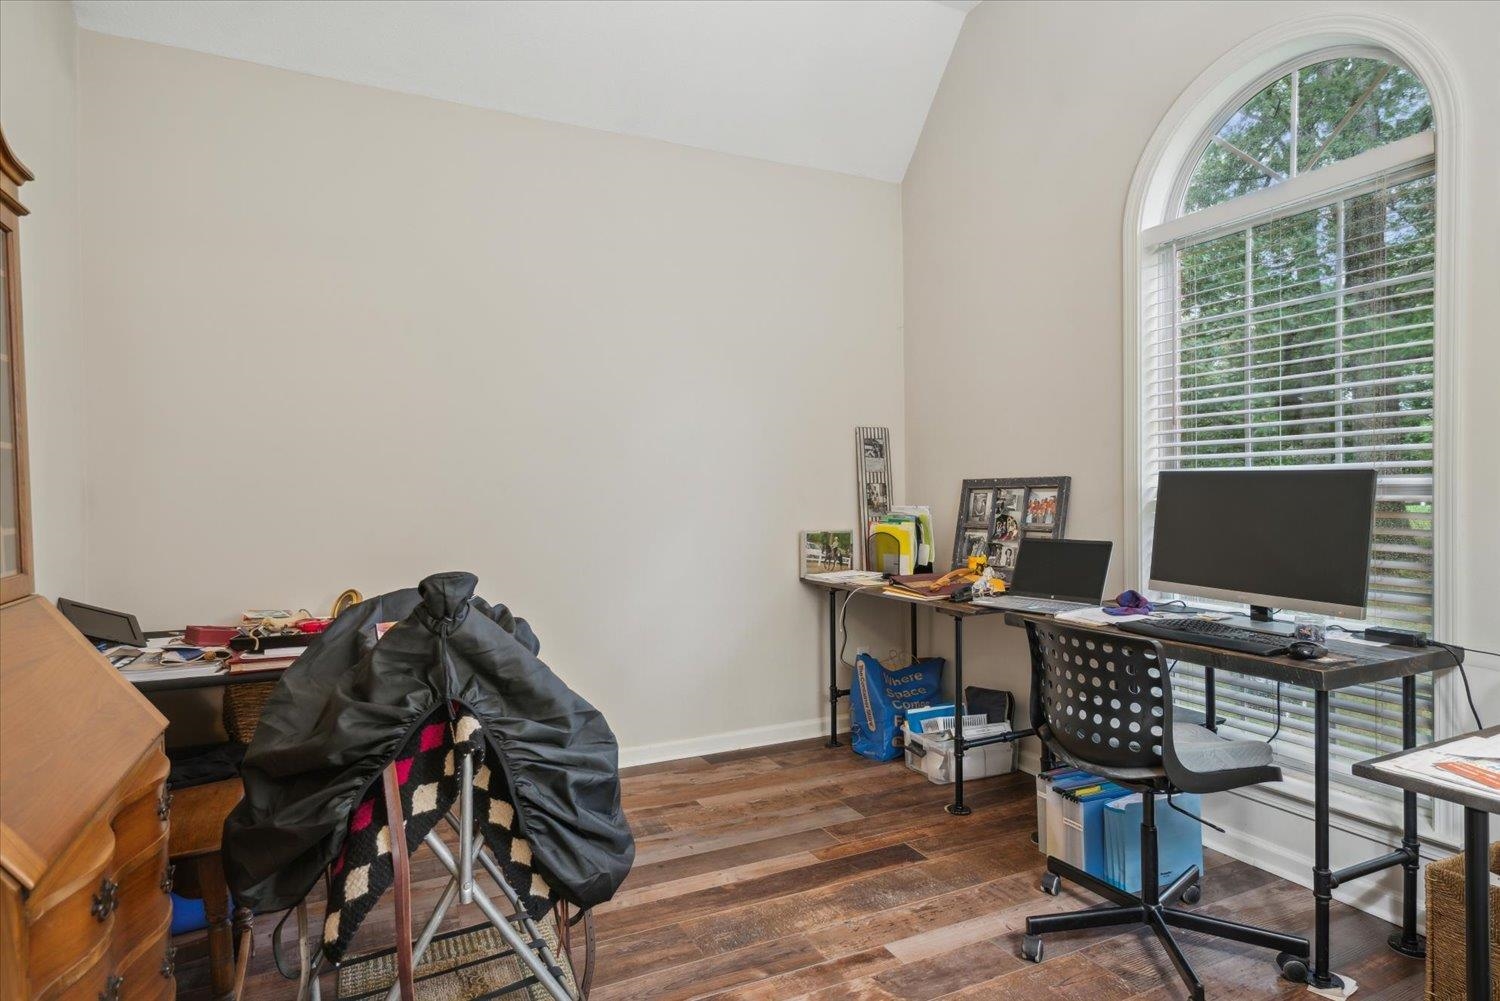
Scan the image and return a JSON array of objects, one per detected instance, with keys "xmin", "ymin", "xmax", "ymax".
[
  {"xmin": 1, "ymin": 597, "xmax": 174, "ymax": 1000},
  {"xmin": 0, "ymin": 126, "xmax": 174, "ymax": 999}
]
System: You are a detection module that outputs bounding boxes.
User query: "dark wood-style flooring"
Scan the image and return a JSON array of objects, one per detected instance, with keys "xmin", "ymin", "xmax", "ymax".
[{"xmin": 174, "ymin": 736, "xmax": 1424, "ymax": 999}]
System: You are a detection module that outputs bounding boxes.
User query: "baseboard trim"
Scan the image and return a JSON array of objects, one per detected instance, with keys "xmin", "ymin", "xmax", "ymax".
[{"xmin": 619, "ymin": 713, "xmax": 850, "ymax": 768}]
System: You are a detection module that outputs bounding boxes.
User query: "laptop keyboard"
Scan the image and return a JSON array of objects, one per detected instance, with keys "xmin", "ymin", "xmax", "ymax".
[{"xmin": 973, "ymin": 596, "xmax": 1093, "ymax": 613}]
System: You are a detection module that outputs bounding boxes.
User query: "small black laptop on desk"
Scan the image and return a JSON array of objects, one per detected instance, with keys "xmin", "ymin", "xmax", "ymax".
[{"xmin": 972, "ymin": 538, "xmax": 1112, "ymax": 614}]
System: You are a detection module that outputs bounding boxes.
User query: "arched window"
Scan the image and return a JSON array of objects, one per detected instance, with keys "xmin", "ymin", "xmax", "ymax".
[
  {"xmin": 1135, "ymin": 47, "xmax": 1439, "ymax": 774},
  {"xmin": 1182, "ymin": 53, "xmax": 1432, "ymax": 211}
]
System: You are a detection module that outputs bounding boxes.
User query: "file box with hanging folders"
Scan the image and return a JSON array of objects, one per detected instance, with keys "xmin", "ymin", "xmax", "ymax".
[{"xmin": 1103, "ymin": 792, "xmax": 1205, "ymax": 893}]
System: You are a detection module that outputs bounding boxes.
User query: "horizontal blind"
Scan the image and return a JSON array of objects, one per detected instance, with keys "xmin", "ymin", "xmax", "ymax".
[{"xmin": 1140, "ymin": 167, "xmax": 1437, "ymax": 779}]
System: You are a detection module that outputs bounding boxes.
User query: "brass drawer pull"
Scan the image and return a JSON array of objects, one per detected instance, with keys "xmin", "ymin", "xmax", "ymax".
[
  {"xmin": 160, "ymin": 945, "xmax": 177, "ymax": 980},
  {"xmin": 99, "ymin": 974, "xmax": 124, "ymax": 1001},
  {"xmin": 161, "ymin": 863, "xmax": 175, "ymax": 894},
  {"xmin": 90, "ymin": 877, "xmax": 120, "ymax": 922},
  {"xmin": 157, "ymin": 790, "xmax": 173, "ymax": 821}
]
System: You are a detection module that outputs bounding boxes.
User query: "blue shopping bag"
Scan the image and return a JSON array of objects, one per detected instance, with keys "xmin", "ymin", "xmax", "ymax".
[{"xmin": 849, "ymin": 654, "xmax": 944, "ymax": 761}]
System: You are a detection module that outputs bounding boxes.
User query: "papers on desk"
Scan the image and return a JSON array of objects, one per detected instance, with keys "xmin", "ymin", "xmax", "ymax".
[
  {"xmin": 237, "ymin": 646, "xmax": 308, "ymax": 660},
  {"xmin": 1054, "ymin": 606, "xmax": 1149, "ymax": 625},
  {"xmin": 119, "ymin": 657, "xmax": 225, "ymax": 682},
  {"xmin": 1370, "ymin": 734, "xmax": 1500, "ymax": 799},
  {"xmin": 805, "ymin": 570, "xmax": 886, "ymax": 585}
]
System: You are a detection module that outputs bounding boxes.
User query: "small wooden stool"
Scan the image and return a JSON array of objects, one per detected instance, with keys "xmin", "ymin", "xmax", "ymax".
[{"xmin": 168, "ymin": 777, "xmax": 251, "ymax": 1001}]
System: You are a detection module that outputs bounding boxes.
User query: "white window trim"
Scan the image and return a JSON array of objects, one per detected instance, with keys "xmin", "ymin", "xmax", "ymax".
[{"xmin": 1122, "ymin": 12, "xmax": 1469, "ymax": 846}]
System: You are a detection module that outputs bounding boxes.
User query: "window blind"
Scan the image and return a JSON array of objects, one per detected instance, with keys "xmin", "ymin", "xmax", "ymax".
[{"xmin": 1140, "ymin": 165, "xmax": 1437, "ymax": 777}]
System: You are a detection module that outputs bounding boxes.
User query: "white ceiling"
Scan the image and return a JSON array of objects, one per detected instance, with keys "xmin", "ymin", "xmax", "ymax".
[{"xmin": 71, "ymin": 0, "xmax": 977, "ymax": 182}]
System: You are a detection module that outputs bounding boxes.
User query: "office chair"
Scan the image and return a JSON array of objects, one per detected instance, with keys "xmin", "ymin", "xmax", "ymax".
[{"xmin": 1019, "ymin": 620, "xmax": 1310, "ymax": 1000}]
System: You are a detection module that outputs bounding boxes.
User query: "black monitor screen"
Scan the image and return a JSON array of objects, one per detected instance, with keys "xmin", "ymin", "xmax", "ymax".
[
  {"xmin": 1149, "ymin": 468, "xmax": 1376, "ymax": 616},
  {"xmin": 57, "ymin": 598, "xmax": 146, "ymax": 647},
  {"xmin": 1011, "ymin": 539, "xmax": 1113, "ymax": 602}
]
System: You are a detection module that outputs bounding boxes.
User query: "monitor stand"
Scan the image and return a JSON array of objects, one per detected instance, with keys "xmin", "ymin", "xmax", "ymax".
[{"xmin": 1244, "ymin": 605, "xmax": 1295, "ymax": 637}]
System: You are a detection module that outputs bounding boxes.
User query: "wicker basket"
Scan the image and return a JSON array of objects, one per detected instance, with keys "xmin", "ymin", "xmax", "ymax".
[
  {"xmin": 1425, "ymin": 839, "xmax": 1499, "ymax": 1001},
  {"xmin": 223, "ymin": 680, "xmax": 277, "ymax": 744}
]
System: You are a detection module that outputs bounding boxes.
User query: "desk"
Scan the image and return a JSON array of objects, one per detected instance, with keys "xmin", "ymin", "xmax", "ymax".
[
  {"xmin": 801, "ymin": 577, "xmax": 1012, "ymax": 816},
  {"xmin": 129, "ymin": 663, "xmax": 289, "ymax": 694},
  {"xmin": 1355, "ymin": 725, "xmax": 1499, "ymax": 1001},
  {"xmin": 1002, "ymin": 608, "xmax": 1458, "ymax": 992},
  {"xmin": 168, "ymin": 778, "xmax": 251, "ymax": 1001}
]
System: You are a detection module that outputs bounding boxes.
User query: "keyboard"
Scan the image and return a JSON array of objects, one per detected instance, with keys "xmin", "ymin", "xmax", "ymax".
[
  {"xmin": 1114, "ymin": 617, "xmax": 1290, "ymax": 656},
  {"xmin": 972, "ymin": 595, "xmax": 1095, "ymax": 614}
]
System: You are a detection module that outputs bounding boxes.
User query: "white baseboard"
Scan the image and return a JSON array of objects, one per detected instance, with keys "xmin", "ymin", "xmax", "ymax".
[{"xmin": 619, "ymin": 713, "xmax": 850, "ymax": 768}]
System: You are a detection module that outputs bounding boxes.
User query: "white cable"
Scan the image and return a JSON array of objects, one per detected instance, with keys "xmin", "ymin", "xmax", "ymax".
[{"xmin": 837, "ymin": 584, "xmax": 890, "ymax": 670}]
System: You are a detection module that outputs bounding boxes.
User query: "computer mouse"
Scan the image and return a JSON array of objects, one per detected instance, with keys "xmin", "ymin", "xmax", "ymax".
[{"xmin": 1286, "ymin": 640, "xmax": 1327, "ymax": 661}]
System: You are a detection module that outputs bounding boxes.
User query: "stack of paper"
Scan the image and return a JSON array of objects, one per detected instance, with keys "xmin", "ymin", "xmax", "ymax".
[{"xmin": 1374, "ymin": 734, "xmax": 1500, "ymax": 798}]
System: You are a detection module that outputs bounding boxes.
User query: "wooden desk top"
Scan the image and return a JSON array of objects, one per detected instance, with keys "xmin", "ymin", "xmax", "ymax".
[
  {"xmin": 1353, "ymin": 725, "xmax": 1500, "ymax": 814},
  {"xmin": 800, "ymin": 576, "xmax": 1005, "ymax": 618},
  {"xmin": 1000, "ymin": 609, "xmax": 1459, "ymax": 691}
]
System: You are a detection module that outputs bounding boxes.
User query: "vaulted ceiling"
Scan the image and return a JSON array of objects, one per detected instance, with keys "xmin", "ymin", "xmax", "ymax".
[{"xmin": 72, "ymin": 0, "xmax": 978, "ymax": 182}]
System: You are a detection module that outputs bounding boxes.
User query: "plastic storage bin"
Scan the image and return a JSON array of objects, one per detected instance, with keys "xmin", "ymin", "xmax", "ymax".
[{"xmin": 903, "ymin": 722, "xmax": 1016, "ymax": 784}]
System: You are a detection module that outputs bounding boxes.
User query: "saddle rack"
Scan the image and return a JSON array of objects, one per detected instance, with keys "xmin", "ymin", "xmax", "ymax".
[{"xmin": 289, "ymin": 745, "xmax": 588, "ymax": 1001}]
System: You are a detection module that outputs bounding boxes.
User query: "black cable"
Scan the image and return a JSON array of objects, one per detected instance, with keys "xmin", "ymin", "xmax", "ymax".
[
  {"xmin": 1431, "ymin": 641, "xmax": 1485, "ymax": 729},
  {"xmin": 1166, "ymin": 789, "xmax": 1225, "ymax": 833},
  {"xmin": 1324, "ymin": 627, "xmax": 1490, "ymax": 730},
  {"xmin": 1266, "ymin": 681, "xmax": 1283, "ymax": 744}
]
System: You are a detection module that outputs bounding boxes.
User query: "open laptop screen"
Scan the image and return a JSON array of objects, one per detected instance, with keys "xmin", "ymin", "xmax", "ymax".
[{"xmin": 1009, "ymin": 539, "xmax": 1113, "ymax": 603}]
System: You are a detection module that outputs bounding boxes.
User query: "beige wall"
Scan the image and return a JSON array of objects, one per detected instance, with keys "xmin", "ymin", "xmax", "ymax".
[
  {"xmin": 1, "ymin": 0, "xmax": 85, "ymax": 599},
  {"xmin": 76, "ymin": 31, "xmax": 906, "ymax": 757},
  {"xmin": 904, "ymin": 0, "xmax": 1500, "ymax": 917}
]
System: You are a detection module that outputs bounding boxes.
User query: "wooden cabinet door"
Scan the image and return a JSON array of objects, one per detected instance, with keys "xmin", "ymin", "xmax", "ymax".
[{"xmin": 0, "ymin": 126, "xmax": 34, "ymax": 604}]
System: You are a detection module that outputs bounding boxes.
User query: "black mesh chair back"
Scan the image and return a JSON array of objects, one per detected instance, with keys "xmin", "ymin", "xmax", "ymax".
[{"xmin": 1027, "ymin": 619, "xmax": 1171, "ymax": 773}]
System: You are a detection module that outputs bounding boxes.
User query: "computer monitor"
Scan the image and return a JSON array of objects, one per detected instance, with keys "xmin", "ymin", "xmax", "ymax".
[{"xmin": 1149, "ymin": 468, "xmax": 1377, "ymax": 620}]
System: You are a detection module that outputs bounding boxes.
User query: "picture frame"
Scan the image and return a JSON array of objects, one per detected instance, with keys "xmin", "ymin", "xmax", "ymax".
[
  {"xmin": 855, "ymin": 426, "xmax": 893, "ymax": 567},
  {"xmin": 951, "ymin": 476, "xmax": 1072, "ymax": 583},
  {"xmin": 800, "ymin": 530, "xmax": 855, "ymax": 576}
]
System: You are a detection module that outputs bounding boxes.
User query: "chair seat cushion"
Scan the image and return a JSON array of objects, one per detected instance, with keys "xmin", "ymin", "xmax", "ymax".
[{"xmin": 1169, "ymin": 722, "xmax": 1280, "ymax": 794}]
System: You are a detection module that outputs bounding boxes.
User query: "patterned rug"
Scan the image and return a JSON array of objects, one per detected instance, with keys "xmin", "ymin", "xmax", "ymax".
[{"xmin": 334, "ymin": 916, "xmax": 578, "ymax": 1000}]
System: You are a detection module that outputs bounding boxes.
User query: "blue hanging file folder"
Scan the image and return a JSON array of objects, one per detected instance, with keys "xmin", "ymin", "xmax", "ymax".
[{"xmin": 1102, "ymin": 792, "xmax": 1204, "ymax": 892}]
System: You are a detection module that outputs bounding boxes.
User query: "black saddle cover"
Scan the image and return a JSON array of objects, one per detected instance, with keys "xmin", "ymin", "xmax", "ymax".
[{"xmin": 223, "ymin": 571, "xmax": 635, "ymax": 916}]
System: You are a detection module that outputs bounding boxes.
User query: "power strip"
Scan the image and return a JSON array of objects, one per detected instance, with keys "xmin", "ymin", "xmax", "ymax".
[{"xmin": 1363, "ymin": 625, "xmax": 1427, "ymax": 647}]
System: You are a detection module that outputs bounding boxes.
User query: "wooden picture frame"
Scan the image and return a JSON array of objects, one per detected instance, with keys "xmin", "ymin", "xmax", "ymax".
[
  {"xmin": 0, "ymin": 126, "xmax": 34, "ymax": 605},
  {"xmin": 951, "ymin": 476, "xmax": 1072, "ymax": 583}
]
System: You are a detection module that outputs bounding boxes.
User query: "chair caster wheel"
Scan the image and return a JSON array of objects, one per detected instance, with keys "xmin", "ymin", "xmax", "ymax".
[
  {"xmin": 1276, "ymin": 952, "xmax": 1308, "ymax": 983},
  {"xmin": 1181, "ymin": 883, "xmax": 1201, "ymax": 905},
  {"xmin": 1022, "ymin": 935, "xmax": 1044, "ymax": 963},
  {"xmin": 1040, "ymin": 873, "xmax": 1062, "ymax": 896}
]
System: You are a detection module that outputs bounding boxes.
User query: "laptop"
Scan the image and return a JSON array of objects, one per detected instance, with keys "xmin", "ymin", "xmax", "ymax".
[{"xmin": 972, "ymin": 538, "xmax": 1113, "ymax": 614}]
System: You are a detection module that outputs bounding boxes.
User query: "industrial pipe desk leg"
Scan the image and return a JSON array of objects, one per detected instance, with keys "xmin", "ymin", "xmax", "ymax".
[
  {"xmin": 910, "ymin": 604, "xmax": 918, "ymax": 660},
  {"xmin": 947, "ymin": 615, "xmax": 971, "ymax": 816},
  {"xmin": 1390, "ymin": 674, "xmax": 1426, "ymax": 957},
  {"xmin": 1307, "ymin": 689, "xmax": 1342, "ymax": 990},
  {"xmin": 1203, "ymin": 667, "xmax": 1217, "ymax": 732},
  {"xmin": 826, "ymin": 589, "xmax": 840, "ymax": 748},
  {"xmin": 1464, "ymin": 807, "xmax": 1491, "ymax": 1001}
]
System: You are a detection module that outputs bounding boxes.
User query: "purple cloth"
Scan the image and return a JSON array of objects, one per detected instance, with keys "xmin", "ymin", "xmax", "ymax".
[{"xmin": 1104, "ymin": 589, "xmax": 1153, "ymax": 615}]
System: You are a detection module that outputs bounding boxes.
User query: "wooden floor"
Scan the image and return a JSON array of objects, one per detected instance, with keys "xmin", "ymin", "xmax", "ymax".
[{"xmin": 174, "ymin": 737, "xmax": 1424, "ymax": 999}]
